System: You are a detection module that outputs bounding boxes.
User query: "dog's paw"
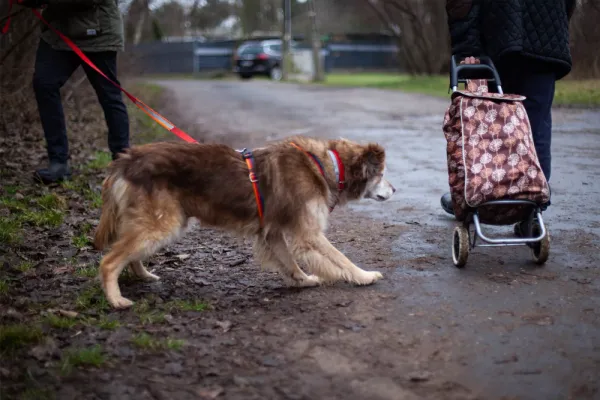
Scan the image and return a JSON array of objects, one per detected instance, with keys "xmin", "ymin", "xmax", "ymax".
[
  {"xmin": 108, "ymin": 296, "xmax": 134, "ymax": 309},
  {"xmin": 301, "ymin": 274, "xmax": 322, "ymax": 287},
  {"xmin": 354, "ymin": 270, "xmax": 383, "ymax": 286},
  {"xmin": 141, "ymin": 272, "xmax": 160, "ymax": 282}
]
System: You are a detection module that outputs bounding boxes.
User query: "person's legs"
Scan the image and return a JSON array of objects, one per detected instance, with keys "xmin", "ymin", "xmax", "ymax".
[
  {"xmin": 499, "ymin": 65, "xmax": 554, "ymax": 185},
  {"xmin": 81, "ymin": 51, "xmax": 130, "ymax": 160},
  {"xmin": 32, "ymin": 39, "xmax": 80, "ymax": 183}
]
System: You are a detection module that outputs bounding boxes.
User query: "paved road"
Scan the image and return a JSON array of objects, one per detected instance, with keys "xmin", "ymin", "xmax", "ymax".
[{"xmin": 150, "ymin": 79, "xmax": 600, "ymax": 400}]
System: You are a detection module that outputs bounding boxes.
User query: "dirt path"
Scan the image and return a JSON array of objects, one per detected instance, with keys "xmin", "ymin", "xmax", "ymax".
[{"xmin": 1, "ymin": 79, "xmax": 599, "ymax": 400}]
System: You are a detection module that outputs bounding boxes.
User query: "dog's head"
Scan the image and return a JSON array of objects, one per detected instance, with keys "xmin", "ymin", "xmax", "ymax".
[{"xmin": 336, "ymin": 139, "xmax": 396, "ymax": 203}]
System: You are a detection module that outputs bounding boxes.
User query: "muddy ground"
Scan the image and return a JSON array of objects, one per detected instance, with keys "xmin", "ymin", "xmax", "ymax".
[{"xmin": 1, "ymin": 79, "xmax": 599, "ymax": 400}]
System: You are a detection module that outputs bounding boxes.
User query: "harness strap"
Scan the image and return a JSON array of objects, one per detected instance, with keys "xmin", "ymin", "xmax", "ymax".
[
  {"xmin": 289, "ymin": 142, "xmax": 345, "ymax": 212},
  {"xmin": 239, "ymin": 148, "xmax": 264, "ymax": 227}
]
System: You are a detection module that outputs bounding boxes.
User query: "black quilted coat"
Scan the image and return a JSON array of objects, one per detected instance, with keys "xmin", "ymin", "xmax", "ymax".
[{"xmin": 446, "ymin": 0, "xmax": 577, "ymax": 79}]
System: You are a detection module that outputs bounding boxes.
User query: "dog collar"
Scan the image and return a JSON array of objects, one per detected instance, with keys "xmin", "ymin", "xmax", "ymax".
[{"xmin": 327, "ymin": 149, "xmax": 345, "ymax": 191}]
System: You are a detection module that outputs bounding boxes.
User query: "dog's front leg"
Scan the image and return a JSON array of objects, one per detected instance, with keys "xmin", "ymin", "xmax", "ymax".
[
  {"xmin": 254, "ymin": 234, "xmax": 321, "ymax": 288},
  {"xmin": 293, "ymin": 233, "xmax": 383, "ymax": 286}
]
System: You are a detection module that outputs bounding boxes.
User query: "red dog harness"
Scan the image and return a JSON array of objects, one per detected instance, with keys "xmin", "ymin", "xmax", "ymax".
[
  {"xmin": 240, "ymin": 143, "xmax": 346, "ymax": 229},
  {"xmin": 289, "ymin": 142, "xmax": 346, "ymax": 212}
]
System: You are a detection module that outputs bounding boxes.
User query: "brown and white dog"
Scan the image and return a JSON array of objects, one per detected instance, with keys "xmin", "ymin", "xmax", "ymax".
[{"xmin": 94, "ymin": 136, "xmax": 395, "ymax": 309}]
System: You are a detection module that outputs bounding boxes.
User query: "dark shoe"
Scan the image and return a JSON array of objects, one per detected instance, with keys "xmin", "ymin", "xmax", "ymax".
[
  {"xmin": 33, "ymin": 162, "xmax": 72, "ymax": 184},
  {"xmin": 441, "ymin": 192, "xmax": 455, "ymax": 215},
  {"xmin": 513, "ymin": 220, "xmax": 529, "ymax": 238}
]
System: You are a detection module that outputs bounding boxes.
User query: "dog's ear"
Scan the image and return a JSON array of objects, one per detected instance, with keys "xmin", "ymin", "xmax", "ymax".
[{"xmin": 362, "ymin": 143, "xmax": 385, "ymax": 176}]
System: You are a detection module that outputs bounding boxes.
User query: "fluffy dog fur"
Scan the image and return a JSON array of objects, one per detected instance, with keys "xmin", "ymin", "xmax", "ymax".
[{"xmin": 94, "ymin": 136, "xmax": 396, "ymax": 309}]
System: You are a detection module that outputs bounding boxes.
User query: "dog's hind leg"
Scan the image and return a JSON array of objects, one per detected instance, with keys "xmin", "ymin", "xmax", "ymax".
[
  {"xmin": 99, "ymin": 237, "xmax": 138, "ymax": 309},
  {"xmin": 292, "ymin": 233, "xmax": 382, "ymax": 286},
  {"xmin": 129, "ymin": 261, "xmax": 160, "ymax": 282},
  {"xmin": 254, "ymin": 233, "xmax": 321, "ymax": 287},
  {"xmin": 100, "ymin": 206, "xmax": 185, "ymax": 309}
]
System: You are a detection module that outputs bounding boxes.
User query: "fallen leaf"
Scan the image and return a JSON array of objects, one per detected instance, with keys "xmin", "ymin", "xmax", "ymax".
[
  {"xmin": 174, "ymin": 254, "xmax": 190, "ymax": 260},
  {"xmin": 53, "ymin": 266, "xmax": 73, "ymax": 275},
  {"xmin": 215, "ymin": 320, "xmax": 232, "ymax": 332},
  {"xmin": 195, "ymin": 386, "xmax": 224, "ymax": 399},
  {"xmin": 521, "ymin": 314, "xmax": 553, "ymax": 326},
  {"xmin": 58, "ymin": 309, "xmax": 79, "ymax": 318}
]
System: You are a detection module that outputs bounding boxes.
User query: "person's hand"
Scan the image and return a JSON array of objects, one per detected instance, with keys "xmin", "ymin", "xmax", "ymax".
[
  {"xmin": 18, "ymin": 0, "xmax": 47, "ymax": 8},
  {"xmin": 460, "ymin": 56, "xmax": 480, "ymax": 65}
]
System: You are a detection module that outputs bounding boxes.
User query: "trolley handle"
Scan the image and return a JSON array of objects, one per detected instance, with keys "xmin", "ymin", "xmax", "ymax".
[{"xmin": 450, "ymin": 54, "xmax": 503, "ymax": 94}]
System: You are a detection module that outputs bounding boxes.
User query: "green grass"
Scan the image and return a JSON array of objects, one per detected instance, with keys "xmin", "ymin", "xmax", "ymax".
[
  {"xmin": 72, "ymin": 233, "xmax": 90, "ymax": 249},
  {"xmin": 97, "ymin": 316, "xmax": 121, "ymax": 330},
  {"xmin": 86, "ymin": 151, "xmax": 112, "ymax": 170},
  {"xmin": 0, "ymin": 324, "xmax": 43, "ymax": 354},
  {"xmin": 75, "ymin": 285, "xmax": 109, "ymax": 312},
  {"xmin": 37, "ymin": 193, "xmax": 67, "ymax": 210},
  {"xmin": 0, "ymin": 218, "xmax": 21, "ymax": 244},
  {"xmin": 17, "ymin": 388, "xmax": 55, "ymax": 400},
  {"xmin": 45, "ymin": 314, "xmax": 78, "ymax": 329},
  {"xmin": 2, "ymin": 185, "xmax": 19, "ymax": 195},
  {"xmin": 131, "ymin": 333, "xmax": 185, "ymax": 351},
  {"xmin": 0, "ymin": 279, "xmax": 9, "ymax": 295},
  {"xmin": 322, "ymin": 72, "xmax": 448, "ymax": 97},
  {"xmin": 321, "ymin": 72, "xmax": 600, "ymax": 107},
  {"xmin": 166, "ymin": 299, "xmax": 210, "ymax": 312},
  {"xmin": 60, "ymin": 345, "xmax": 105, "ymax": 375},
  {"xmin": 554, "ymin": 79, "xmax": 600, "ymax": 107},
  {"xmin": 81, "ymin": 222, "xmax": 93, "ymax": 234},
  {"xmin": 134, "ymin": 300, "xmax": 166, "ymax": 325},
  {"xmin": 75, "ymin": 264, "xmax": 98, "ymax": 278},
  {"xmin": 0, "ymin": 192, "xmax": 67, "ymax": 243},
  {"xmin": 16, "ymin": 261, "xmax": 34, "ymax": 273},
  {"xmin": 127, "ymin": 83, "xmax": 172, "ymax": 143}
]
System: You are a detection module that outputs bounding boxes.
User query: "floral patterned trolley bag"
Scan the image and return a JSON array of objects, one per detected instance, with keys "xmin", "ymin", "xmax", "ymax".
[
  {"xmin": 442, "ymin": 56, "xmax": 551, "ymax": 268},
  {"xmin": 442, "ymin": 64, "xmax": 550, "ymax": 225}
]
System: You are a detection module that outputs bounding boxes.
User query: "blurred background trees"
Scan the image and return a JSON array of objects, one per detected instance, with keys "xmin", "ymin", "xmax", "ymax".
[{"xmin": 1, "ymin": 0, "xmax": 598, "ymax": 138}]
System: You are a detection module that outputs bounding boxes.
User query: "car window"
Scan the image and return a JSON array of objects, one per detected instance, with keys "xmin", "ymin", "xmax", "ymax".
[
  {"xmin": 269, "ymin": 44, "xmax": 282, "ymax": 52},
  {"xmin": 238, "ymin": 45, "xmax": 263, "ymax": 55}
]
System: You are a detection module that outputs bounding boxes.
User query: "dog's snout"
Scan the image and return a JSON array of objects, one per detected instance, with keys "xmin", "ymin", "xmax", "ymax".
[
  {"xmin": 376, "ymin": 194, "xmax": 386, "ymax": 201},
  {"xmin": 391, "ymin": 185, "xmax": 396, "ymax": 193}
]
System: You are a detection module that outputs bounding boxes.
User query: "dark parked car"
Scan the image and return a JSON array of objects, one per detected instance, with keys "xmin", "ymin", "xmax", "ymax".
[{"xmin": 233, "ymin": 39, "xmax": 297, "ymax": 81}]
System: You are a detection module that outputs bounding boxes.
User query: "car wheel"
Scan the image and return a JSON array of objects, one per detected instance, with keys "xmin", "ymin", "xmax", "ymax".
[{"xmin": 270, "ymin": 66, "xmax": 283, "ymax": 81}]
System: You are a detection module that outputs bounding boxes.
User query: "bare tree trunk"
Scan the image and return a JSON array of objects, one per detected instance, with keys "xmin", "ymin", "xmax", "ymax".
[{"xmin": 308, "ymin": 0, "xmax": 324, "ymax": 81}]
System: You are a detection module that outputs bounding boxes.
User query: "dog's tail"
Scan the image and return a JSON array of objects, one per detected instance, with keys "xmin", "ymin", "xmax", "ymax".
[{"xmin": 94, "ymin": 174, "xmax": 124, "ymax": 251}]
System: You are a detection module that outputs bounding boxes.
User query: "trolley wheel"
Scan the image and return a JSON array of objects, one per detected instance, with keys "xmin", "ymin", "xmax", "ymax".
[
  {"xmin": 452, "ymin": 225, "xmax": 469, "ymax": 268},
  {"xmin": 531, "ymin": 223, "xmax": 550, "ymax": 265}
]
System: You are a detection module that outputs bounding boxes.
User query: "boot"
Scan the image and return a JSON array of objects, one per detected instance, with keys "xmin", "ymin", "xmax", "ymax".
[{"xmin": 33, "ymin": 162, "xmax": 72, "ymax": 184}]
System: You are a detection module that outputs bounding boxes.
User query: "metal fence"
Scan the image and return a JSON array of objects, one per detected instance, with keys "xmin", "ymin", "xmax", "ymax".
[{"xmin": 128, "ymin": 39, "xmax": 401, "ymax": 75}]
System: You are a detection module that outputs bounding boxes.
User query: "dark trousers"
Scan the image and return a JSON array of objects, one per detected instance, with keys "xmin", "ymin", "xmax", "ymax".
[
  {"xmin": 33, "ymin": 39, "xmax": 130, "ymax": 164},
  {"xmin": 494, "ymin": 61, "xmax": 555, "ymax": 183}
]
